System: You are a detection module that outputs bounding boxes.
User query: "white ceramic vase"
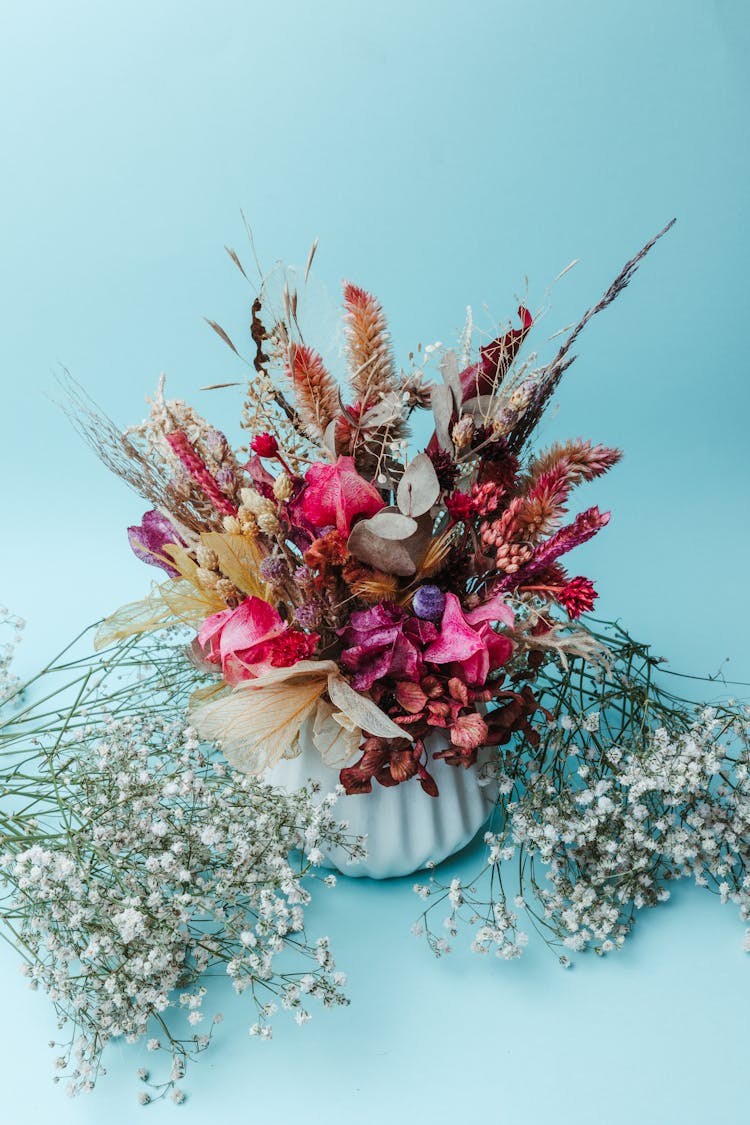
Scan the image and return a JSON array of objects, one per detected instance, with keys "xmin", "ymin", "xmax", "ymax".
[{"xmin": 264, "ymin": 721, "xmax": 498, "ymax": 880}]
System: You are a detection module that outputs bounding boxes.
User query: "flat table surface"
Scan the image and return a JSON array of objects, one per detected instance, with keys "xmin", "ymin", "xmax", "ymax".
[{"xmin": 2, "ymin": 1, "xmax": 750, "ymax": 1121}]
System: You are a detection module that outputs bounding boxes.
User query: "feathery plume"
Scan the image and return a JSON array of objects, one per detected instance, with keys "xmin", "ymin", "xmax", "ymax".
[
  {"xmin": 507, "ymin": 220, "xmax": 675, "ymax": 453},
  {"xmin": 342, "ymin": 282, "xmax": 397, "ymax": 405},
  {"xmin": 286, "ymin": 343, "xmax": 340, "ymax": 443},
  {"xmin": 526, "ymin": 439, "xmax": 622, "ymax": 488},
  {"xmin": 495, "ymin": 506, "xmax": 611, "ymax": 591}
]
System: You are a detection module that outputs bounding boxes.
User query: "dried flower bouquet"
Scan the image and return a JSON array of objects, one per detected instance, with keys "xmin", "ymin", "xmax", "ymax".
[
  {"xmin": 4, "ymin": 221, "xmax": 750, "ymax": 1102},
  {"xmin": 66, "ymin": 227, "xmax": 676, "ymax": 803}
]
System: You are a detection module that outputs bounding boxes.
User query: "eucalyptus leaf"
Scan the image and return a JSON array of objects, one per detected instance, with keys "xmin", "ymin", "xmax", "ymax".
[
  {"xmin": 347, "ymin": 521, "xmax": 417, "ymax": 576},
  {"xmin": 461, "ymin": 394, "xmax": 500, "ymax": 420},
  {"xmin": 396, "ymin": 453, "xmax": 440, "ymax": 517},
  {"xmin": 361, "ymin": 509, "xmax": 419, "ymax": 540}
]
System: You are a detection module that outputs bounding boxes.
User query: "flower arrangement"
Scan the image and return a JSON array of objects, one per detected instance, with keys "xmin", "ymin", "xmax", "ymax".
[
  {"xmin": 68, "ymin": 228, "xmax": 674, "ymax": 803},
  {"xmin": 4, "ymin": 220, "xmax": 750, "ymax": 1102}
]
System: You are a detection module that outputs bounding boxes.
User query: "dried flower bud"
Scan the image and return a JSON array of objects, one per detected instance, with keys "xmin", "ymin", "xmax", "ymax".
[
  {"xmin": 251, "ymin": 432, "xmax": 279, "ymax": 458},
  {"xmin": 215, "ymin": 578, "xmax": 237, "ymax": 602},
  {"xmin": 240, "ymin": 489, "xmax": 277, "ymax": 519},
  {"xmin": 491, "ymin": 409, "xmax": 516, "ymax": 437},
  {"xmin": 196, "ymin": 567, "xmax": 219, "ymax": 589},
  {"xmin": 294, "ymin": 602, "xmax": 323, "ymax": 629},
  {"xmin": 260, "ymin": 556, "xmax": 291, "ymax": 584},
  {"xmin": 215, "ymin": 467, "xmax": 237, "ymax": 494},
  {"xmin": 238, "ymin": 512, "xmax": 259, "ymax": 536},
  {"xmin": 196, "ymin": 546, "xmax": 219, "ymax": 570},
  {"xmin": 222, "ymin": 515, "xmax": 241, "ymax": 534},
  {"xmin": 509, "ymin": 379, "xmax": 536, "ymax": 412},
  {"xmin": 257, "ymin": 512, "xmax": 280, "ymax": 535},
  {"xmin": 273, "ymin": 473, "xmax": 293, "ymax": 501},
  {"xmin": 204, "ymin": 429, "xmax": 229, "ymax": 460},
  {"xmin": 451, "ymin": 416, "xmax": 475, "ymax": 450}
]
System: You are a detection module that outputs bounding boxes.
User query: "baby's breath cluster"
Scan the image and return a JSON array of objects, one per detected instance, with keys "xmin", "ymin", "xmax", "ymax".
[
  {"xmin": 0, "ymin": 607, "xmax": 24, "ymax": 705},
  {"xmin": 0, "ymin": 631, "xmax": 357, "ymax": 1100},
  {"xmin": 414, "ymin": 620, "xmax": 750, "ymax": 963}
]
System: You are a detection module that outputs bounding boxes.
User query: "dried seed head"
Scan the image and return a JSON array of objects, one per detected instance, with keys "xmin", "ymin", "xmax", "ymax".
[{"xmin": 273, "ymin": 473, "xmax": 293, "ymax": 501}]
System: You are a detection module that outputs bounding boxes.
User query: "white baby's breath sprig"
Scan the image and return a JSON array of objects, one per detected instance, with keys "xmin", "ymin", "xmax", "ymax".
[{"xmin": 0, "ymin": 628, "xmax": 358, "ymax": 1099}]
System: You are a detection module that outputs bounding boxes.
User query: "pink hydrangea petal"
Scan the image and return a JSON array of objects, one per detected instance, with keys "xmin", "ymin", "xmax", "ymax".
[
  {"xmin": 485, "ymin": 632, "xmax": 513, "ymax": 669},
  {"xmin": 198, "ymin": 606, "xmax": 235, "ymax": 658},
  {"xmin": 423, "ymin": 594, "xmax": 485, "ymax": 663},
  {"xmin": 464, "ymin": 592, "xmax": 515, "ymax": 629},
  {"xmin": 301, "ymin": 455, "xmax": 384, "ymax": 535}
]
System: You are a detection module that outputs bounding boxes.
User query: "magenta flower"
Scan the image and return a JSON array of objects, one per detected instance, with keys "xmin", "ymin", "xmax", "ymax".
[
  {"xmin": 198, "ymin": 596, "xmax": 319, "ymax": 686},
  {"xmin": 339, "ymin": 603, "xmax": 438, "ymax": 692},
  {"xmin": 423, "ymin": 592, "xmax": 514, "ymax": 686},
  {"xmin": 127, "ymin": 510, "xmax": 184, "ymax": 576},
  {"xmin": 300, "ymin": 455, "xmax": 385, "ymax": 536}
]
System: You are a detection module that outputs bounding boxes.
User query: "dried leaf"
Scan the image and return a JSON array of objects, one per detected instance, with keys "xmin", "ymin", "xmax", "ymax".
[
  {"xmin": 461, "ymin": 394, "xmax": 499, "ymax": 420},
  {"xmin": 360, "ymin": 509, "xmax": 418, "ymax": 540},
  {"xmin": 430, "ymin": 383, "xmax": 455, "ymax": 453},
  {"xmin": 204, "ymin": 318, "xmax": 240, "ymax": 356},
  {"xmin": 396, "ymin": 453, "xmax": 440, "ymax": 517},
  {"xmin": 359, "ymin": 390, "xmax": 403, "ymax": 428},
  {"xmin": 94, "ymin": 587, "xmax": 177, "ymax": 650},
  {"xmin": 402, "ymin": 510, "xmax": 437, "ymax": 569},
  {"xmin": 323, "ymin": 418, "xmax": 338, "ymax": 456},
  {"xmin": 188, "ymin": 681, "xmax": 228, "ymax": 709},
  {"xmin": 327, "ymin": 672, "xmax": 413, "ymax": 741},
  {"xmin": 440, "ymin": 349, "xmax": 462, "ymax": 409},
  {"xmin": 347, "ymin": 521, "xmax": 417, "ymax": 576}
]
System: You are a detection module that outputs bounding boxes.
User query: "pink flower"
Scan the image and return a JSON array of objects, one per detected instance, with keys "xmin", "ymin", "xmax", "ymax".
[
  {"xmin": 423, "ymin": 592, "xmax": 514, "ymax": 686},
  {"xmin": 300, "ymin": 455, "xmax": 385, "ymax": 536},
  {"xmin": 198, "ymin": 596, "xmax": 319, "ymax": 686}
]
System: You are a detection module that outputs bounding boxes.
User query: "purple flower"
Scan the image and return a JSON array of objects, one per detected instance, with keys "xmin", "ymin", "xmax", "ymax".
[
  {"xmin": 260, "ymin": 556, "xmax": 291, "ymax": 584},
  {"xmin": 338, "ymin": 603, "xmax": 438, "ymax": 692},
  {"xmin": 127, "ymin": 510, "xmax": 184, "ymax": 576},
  {"xmin": 412, "ymin": 585, "xmax": 445, "ymax": 621}
]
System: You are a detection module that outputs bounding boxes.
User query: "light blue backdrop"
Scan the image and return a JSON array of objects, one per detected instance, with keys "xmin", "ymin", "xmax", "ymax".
[{"xmin": 1, "ymin": 1, "xmax": 749, "ymax": 1121}]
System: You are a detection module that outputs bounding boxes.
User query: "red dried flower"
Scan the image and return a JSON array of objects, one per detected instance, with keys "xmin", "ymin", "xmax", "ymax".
[
  {"xmin": 445, "ymin": 490, "xmax": 474, "ymax": 522},
  {"xmin": 427, "ymin": 447, "xmax": 459, "ymax": 492},
  {"xmin": 250, "ymin": 432, "xmax": 279, "ymax": 458},
  {"xmin": 558, "ymin": 576, "xmax": 598, "ymax": 619}
]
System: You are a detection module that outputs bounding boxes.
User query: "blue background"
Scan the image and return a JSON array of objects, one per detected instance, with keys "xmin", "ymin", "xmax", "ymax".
[{"xmin": 1, "ymin": 1, "xmax": 749, "ymax": 1121}]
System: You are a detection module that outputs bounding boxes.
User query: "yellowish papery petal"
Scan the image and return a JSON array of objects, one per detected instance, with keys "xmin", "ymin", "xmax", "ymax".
[
  {"xmin": 158, "ymin": 578, "xmax": 226, "ymax": 623},
  {"xmin": 326, "ymin": 672, "xmax": 413, "ymax": 742},
  {"xmin": 95, "ymin": 576, "xmax": 227, "ymax": 651},
  {"xmin": 188, "ymin": 681, "xmax": 228, "ymax": 710},
  {"xmin": 162, "ymin": 542, "xmax": 202, "ymax": 583},
  {"xmin": 199, "ymin": 531, "xmax": 270, "ymax": 600},
  {"xmin": 311, "ymin": 697, "xmax": 362, "ymax": 767},
  {"xmin": 93, "ymin": 583, "xmax": 181, "ymax": 650},
  {"xmin": 190, "ymin": 662, "xmax": 338, "ymax": 774}
]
